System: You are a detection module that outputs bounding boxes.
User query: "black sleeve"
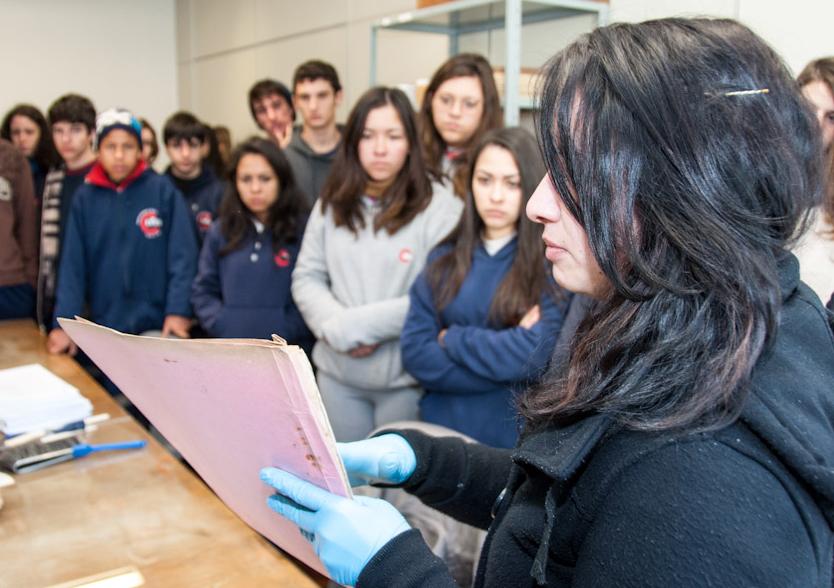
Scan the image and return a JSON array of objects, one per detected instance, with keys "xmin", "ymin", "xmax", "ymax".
[
  {"xmin": 357, "ymin": 530, "xmax": 458, "ymax": 588},
  {"xmin": 572, "ymin": 441, "xmax": 819, "ymax": 587},
  {"xmin": 381, "ymin": 429, "xmax": 514, "ymax": 530}
]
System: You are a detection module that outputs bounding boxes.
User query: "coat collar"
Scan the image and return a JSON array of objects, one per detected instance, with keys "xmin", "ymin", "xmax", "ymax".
[
  {"xmin": 512, "ymin": 413, "xmax": 614, "ymax": 482},
  {"xmin": 86, "ymin": 159, "xmax": 147, "ymax": 192}
]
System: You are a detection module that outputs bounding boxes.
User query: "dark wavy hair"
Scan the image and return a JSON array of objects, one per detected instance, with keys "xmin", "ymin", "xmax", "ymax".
[
  {"xmin": 248, "ymin": 79, "xmax": 295, "ymax": 122},
  {"xmin": 47, "ymin": 93, "xmax": 96, "ymax": 131},
  {"xmin": 798, "ymin": 57, "xmax": 834, "ymax": 226},
  {"xmin": 163, "ymin": 111, "xmax": 207, "ymax": 145},
  {"xmin": 219, "ymin": 137, "xmax": 309, "ymax": 255},
  {"xmin": 427, "ymin": 127, "xmax": 552, "ymax": 326},
  {"xmin": 138, "ymin": 118, "xmax": 159, "ymax": 163},
  {"xmin": 1, "ymin": 104, "xmax": 60, "ymax": 170},
  {"xmin": 320, "ymin": 86, "xmax": 432, "ymax": 235},
  {"xmin": 418, "ymin": 53, "xmax": 502, "ymax": 197},
  {"xmin": 520, "ymin": 18, "xmax": 821, "ymax": 433},
  {"xmin": 293, "ymin": 59, "xmax": 342, "ymax": 93}
]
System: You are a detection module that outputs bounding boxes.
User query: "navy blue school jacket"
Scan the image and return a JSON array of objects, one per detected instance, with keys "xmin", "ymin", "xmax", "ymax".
[
  {"xmin": 191, "ymin": 218, "xmax": 314, "ymax": 355},
  {"xmin": 53, "ymin": 162, "xmax": 198, "ymax": 334},
  {"xmin": 164, "ymin": 165, "xmax": 224, "ymax": 244},
  {"xmin": 401, "ymin": 239, "xmax": 567, "ymax": 448}
]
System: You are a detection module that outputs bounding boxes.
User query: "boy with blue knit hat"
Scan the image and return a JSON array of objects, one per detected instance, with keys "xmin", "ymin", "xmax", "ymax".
[{"xmin": 48, "ymin": 107, "xmax": 198, "ymax": 354}]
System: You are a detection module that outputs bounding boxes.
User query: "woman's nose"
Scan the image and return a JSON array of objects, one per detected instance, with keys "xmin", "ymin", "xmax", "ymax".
[{"xmin": 527, "ymin": 175, "xmax": 561, "ymax": 224}]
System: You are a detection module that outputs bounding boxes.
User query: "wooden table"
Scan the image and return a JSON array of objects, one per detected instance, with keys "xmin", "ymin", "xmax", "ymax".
[{"xmin": 0, "ymin": 319, "xmax": 321, "ymax": 588}]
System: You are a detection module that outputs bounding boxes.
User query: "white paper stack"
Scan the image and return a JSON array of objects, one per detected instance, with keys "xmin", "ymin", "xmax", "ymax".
[{"xmin": 0, "ymin": 364, "xmax": 92, "ymax": 435}]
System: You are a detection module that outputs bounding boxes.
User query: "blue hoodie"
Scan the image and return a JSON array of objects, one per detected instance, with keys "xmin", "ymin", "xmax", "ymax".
[
  {"xmin": 53, "ymin": 162, "xmax": 198, "ymax": 334},
  {"xmin": 401, "ymin": 239, "xmax": 567, "ymax": 447},
  {"xmin": 191, "ymin": 218, "xmax": 314, "ymax": 355},
  {"xmin": 164, "ymin": 165, "xmax": 224, "ymax": 244}
]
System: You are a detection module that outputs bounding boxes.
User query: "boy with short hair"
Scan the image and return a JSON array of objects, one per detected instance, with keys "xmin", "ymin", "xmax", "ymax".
[
  {"xmin": 0, "ymin": 139, "xmax": 38, "ymax": 319},
  {"xmin": 163, "ymin": 111, "xmax": 223, "ymax": 243},
  {"xmin": 48, "ymin": 108, "xmax": 197, "ymax": 355},
  {"xmin": 248, "ymin": 78, "xmax": 295, "ymax": 149},
  {"xmin": 286, "ymin": 60, "xmax": 344, "ymax": 206},
  {"xmin": 37, "ymin": 93, "xmax": 97, "ymax": 330}
]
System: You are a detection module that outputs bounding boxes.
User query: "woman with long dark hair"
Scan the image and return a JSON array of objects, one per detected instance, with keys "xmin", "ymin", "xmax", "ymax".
[
  {"xmin": 419, "ymin": 53, "xmax": 502, "ymax": 198},
  {"xmin": 139, "ymin": 118, "xmax": 160, "ymax": 168},
  {"xmin": 796, "ymin": 57, "xmax": 834, "ymax": 306},
  {"xmin": 191, "ymin": 137, "xmax": 313, "ymax": 352},
  {"xmin": 292, "ymin": 87, "xmax": 463, "ymax": 442},
  {"xmin": 1, "ymin": 104, "xmax": 59, "ymax": 200},
  {"xmin": 401, "ymin": 128, "xmax": 567, "ymax": 448},
  {"xmin": 262, "ymin": 18, "xmax": 834, "ymax": 587}
]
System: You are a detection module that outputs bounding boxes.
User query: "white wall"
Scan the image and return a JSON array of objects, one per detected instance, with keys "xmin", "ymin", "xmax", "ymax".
[
  {"xmin": 2, "ymin": 0, "xmax": 830, "ymax": 155},
  {"xmin": 175, "ymin": 0, "xmax": 834, "ymax": 146},
  {"xmin": 0, "ymin": 0, "xmax": 178, "ymax": 168},
  {"xmin": 175, "ymin": 0, "xmax": 451, "ymax": 149},
  {"xmin": 608, "ymin": 0, "xmax": 834, "ymax": 74}
]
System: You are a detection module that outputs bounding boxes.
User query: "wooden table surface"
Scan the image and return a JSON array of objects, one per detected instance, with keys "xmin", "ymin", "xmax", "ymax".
[{"xmin": 0, "ymin": 319, "xmax": 320, "ymax": 588}]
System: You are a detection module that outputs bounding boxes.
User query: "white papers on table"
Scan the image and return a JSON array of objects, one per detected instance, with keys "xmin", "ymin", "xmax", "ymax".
[{"xmin": 0, "ymin": 364, "xmax": 93, "ymax": 435}]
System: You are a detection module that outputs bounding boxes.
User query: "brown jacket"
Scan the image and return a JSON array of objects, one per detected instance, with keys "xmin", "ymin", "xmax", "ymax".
[{"xmin": 0, "ymin": 139, "xmax": 38, "ymax": 287}]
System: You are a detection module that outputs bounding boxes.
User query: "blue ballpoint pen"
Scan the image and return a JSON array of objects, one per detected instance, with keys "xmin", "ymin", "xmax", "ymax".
[{"xmin": 12, "ymin": 440, "xmax": 147, "ymax": 473}]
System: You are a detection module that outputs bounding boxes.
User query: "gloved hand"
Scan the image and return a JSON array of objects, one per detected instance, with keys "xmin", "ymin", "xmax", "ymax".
[
  {"xmin": 337, "ymin": 433, "xmax": 417, "ymax": 487},
  {"xmin": 260, "ymin": 467, "xmax": 411, "ymax": 587}
]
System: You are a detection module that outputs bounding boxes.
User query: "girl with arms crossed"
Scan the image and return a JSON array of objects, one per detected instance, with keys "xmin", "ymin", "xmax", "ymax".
[
  {"xmin": 292, "ymin": 87, "xmax": 462, "ymax": 442},
  {"xmin": 401, "ymin": 127, "xmax": 567, "ymax": 448}
]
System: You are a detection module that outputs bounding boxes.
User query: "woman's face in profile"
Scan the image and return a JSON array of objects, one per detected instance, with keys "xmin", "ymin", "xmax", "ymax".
[
  {"xmin": 527, "ymin": 174, "xmax": 608, "ymax": 298},
  {"xmin": 802, "ymin": 80, "xmax": 834, "ymax": 151}
]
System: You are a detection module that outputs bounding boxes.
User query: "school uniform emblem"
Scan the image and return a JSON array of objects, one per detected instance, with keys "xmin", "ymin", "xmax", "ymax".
[
  {"xmin": 196, "ymin": 210, "xmax": 212, "ymax": 232},
  {"xmin": 274, "ymin": 248, "xmax": 291, "ymax": 268},
  {"xmin": 398, "ymin": 247, "xmax": 413, "ymax": 264},
  {"xmin": 136, "ymin": 208, "xmax": 163, "ymax": 239}
]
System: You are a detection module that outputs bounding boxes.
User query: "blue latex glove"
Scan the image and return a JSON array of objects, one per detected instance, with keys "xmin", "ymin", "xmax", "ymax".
[
  {"xmin": 337, "ymin": 433, "xmax": 417, "ymax": 487},
  {"xmin": 261, "ymin": 467, "xmax": 411, "ymax": 587}
]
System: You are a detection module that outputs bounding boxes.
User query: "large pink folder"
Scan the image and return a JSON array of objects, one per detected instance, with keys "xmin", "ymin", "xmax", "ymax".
[{"xmin": 59, "ymin": 317, "xmax": 350, "ymax": 579}]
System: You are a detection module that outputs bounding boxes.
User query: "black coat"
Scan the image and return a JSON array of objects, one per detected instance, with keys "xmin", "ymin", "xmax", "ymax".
[{"xmin": 359, "ymin": 255, "xmax": 834, "ymax": 587}]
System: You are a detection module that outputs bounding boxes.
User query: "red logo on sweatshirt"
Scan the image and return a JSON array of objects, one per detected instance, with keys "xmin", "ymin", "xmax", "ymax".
[
  {"xmin": 398, "ymin": 248, "xmax": 413, "ymax": 264},
  {"xmin": 136, "ymin": 208, "xmax": 163, "ymax": 239},
  {"xmin": 274, "ymin": 248, "xmax": 291, "ymax": 268},
  {"xmin": 196, "ymin": 211, "xmax": 212, "ymax": 232}
]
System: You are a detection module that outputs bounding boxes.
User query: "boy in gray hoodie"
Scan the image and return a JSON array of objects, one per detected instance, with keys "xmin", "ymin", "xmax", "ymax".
[{"xmin": 285, "ymin": 60, "xmax": 344, "ymax": 207}]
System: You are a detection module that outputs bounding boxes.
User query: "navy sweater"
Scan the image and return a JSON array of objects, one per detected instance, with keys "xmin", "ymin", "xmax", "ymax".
[
  {"xmin": 164, "ymin": 165, "xmax": 224, "ymax": 244},
  {"xmin": 53, "ymin": 164, "xmax": 198, "ymax": 334},
  {"xmin": 191, "ymin": 219, "xmax": 314, "ymax": 355},
  {"xmin": 401, "ymin": 239, "xmax": 566, "ymax": 447}
]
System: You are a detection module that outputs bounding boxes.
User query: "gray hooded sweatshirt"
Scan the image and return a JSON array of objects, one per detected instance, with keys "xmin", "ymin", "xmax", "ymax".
[
  {"xmin": 284, "ymin": 126, "xmax": 343, "ymax": 207},
  {"xmin": 292, "ymin": 183, "xmax": 462, "ymax": 390}
]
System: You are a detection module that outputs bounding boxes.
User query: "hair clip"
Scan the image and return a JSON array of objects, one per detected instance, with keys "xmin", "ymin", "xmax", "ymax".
[{"xmin": 722, "ymin": 88, "xmax": 770, "ymax": 97}]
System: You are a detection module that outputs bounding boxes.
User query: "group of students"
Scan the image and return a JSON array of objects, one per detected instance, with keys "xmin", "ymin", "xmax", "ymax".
[
  {"xmin": 0, "ymin": 14, "xmax": 832, "ymax": 587},
  {"xmin": 0, "ymin": 55, "xmax": 572, "ymax": 450}
]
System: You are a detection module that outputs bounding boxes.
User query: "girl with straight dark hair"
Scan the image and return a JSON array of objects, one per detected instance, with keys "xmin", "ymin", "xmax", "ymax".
[
  {"xmin": 292, "ymin": 87, "xmax": 462, "ymax": 442},
  {"xmin": 419, "ymin": 53, "xmax": 503, "ymax": 198},
  {"xmin": 191, "ymin": 137, "xmax": 313, "ymax": 351},
  {"xmin": 1, "ymin": 104, "xmax": 59, "ymax": 200},
  {"xmin": 796, "ymin": 57, "xmax": 834, "ymax": 306},
  {"xmin": 401, "ymin": 127, "xmax": 567, "ymax": 448},
  {"xmin": 262, "ymin": 18, "xmax": 834, "ymax": 587}
]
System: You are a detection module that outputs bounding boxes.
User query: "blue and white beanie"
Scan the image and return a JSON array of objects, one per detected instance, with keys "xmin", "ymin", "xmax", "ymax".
[{"xmin": 95, "ymin": 107, "xmax": 143, "ymax": 149}]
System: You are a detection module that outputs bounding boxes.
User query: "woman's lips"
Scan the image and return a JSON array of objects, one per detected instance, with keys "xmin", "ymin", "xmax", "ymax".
[{"xmin": 543, "ymin": 238, "xmax": 567, "ymax": 261}]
